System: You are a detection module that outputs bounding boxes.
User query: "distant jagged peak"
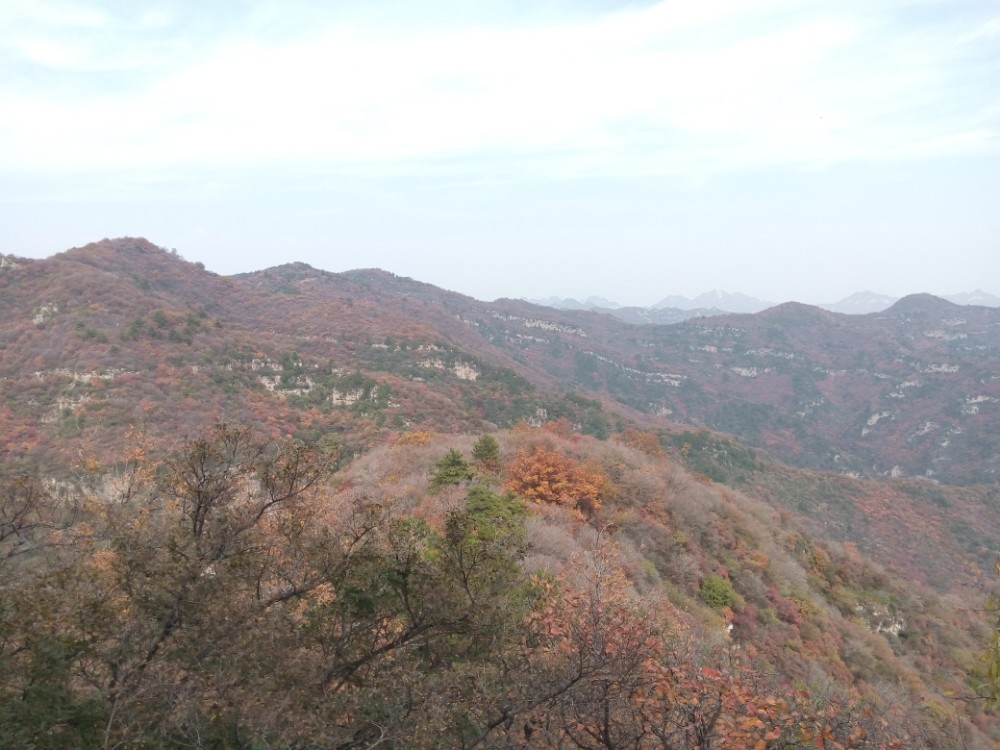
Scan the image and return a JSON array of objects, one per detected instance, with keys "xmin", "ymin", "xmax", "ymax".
[
  {"xmin": 944, "ymin": 289, "xmax": 1000, "ymax": 307},
  {"xmin": 654, "ymin": 290, "xmax": 772, "ymax": 313},
  {"xmin": 584, "ymin": 295, "xmax": 621, "ymax": 309},
  {"xmin": 524, "ymin": 296, "xmax": 579, "ymax": 309},
  {"xmin": 524, "ymin": 295, "xmax": 621, "ymax": 310},
  {"xmin": 819, "ymin": 291, "xmax": 898, "ymax": 315}
]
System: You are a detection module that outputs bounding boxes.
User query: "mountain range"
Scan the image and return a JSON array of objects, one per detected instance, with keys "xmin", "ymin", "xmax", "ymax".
[
  {"xmin": 3, "ymin": 236, "xmax": 1000, "ymax": 582},
  {"xmin": 6, "ymin": 239, "xmax": 998, "ymax": 485},
  {"xmin": 3, "ymin": 237, "xmax": 1000, "ymax": 746},
  {"xmin": 533, "ymin": 289, "xmax": 1000, "ymax": 317}
]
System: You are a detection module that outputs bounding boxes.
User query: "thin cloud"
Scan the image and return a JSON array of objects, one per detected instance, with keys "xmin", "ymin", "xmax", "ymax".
[
  {"xmin": 0, "ymin": 0, "xmax": 996, "ymax": 178},
  {"xmin": 960, "ymin": 16, "xmax": 1000, "ymax": 43}
]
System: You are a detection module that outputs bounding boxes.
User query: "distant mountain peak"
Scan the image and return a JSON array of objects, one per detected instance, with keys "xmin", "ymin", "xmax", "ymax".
[
  {"xmin": 525, "ymin": 295, "xmax": 621, "ymax": 311},
  {"xmin": 819, "ymin": 291, "xmax": 898, "ymax": 315},
  {"xmin": 239, "ymin": 261, "xmax": 323, "ymax": 277},
  {"xmin": 760, "ymin": 300, "xmax": 823, "ymax": 314},
  {"xmin": 654, "ymin": 290, "xmax": 772, "ymax": 314},
  {"xmin": 884, "ymin": 293, "xmax": 957, "ymax": 316},
  {"xmin": 585, "ymin": 295, "xmax": 621, "ymax": 309},
  {"xmin": 945, "ymin": 289, "xmax": 1000, "ymax": 307},
  {"xmin": 65, "ymin": 236, "xmax": 165, "ymax": 259},
  {"xmin": 59, "ymin": 236, "xmax": 211, "ymax": 280},
  {"xmin": 342, "ymin": 267, "xmax": 399, "ymax": 281},
  {"xmin": 754, "ymin": 300, "xmax": 839, "ymax": 325}
]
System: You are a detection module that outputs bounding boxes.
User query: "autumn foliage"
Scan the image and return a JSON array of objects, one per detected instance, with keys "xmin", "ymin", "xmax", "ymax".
[
  {"xmin": 0, "ymin": 425, "xmax": 978, "ymax": 748},
  {"xmin": 505, "ymin": 445, "xmax": 605, "ymax": 515},
  {"xmin": 617, "ymin": 427, "xmax": 665, "ymax": 457},
  {"xmin": 2, "ymin": 240, "xmax": 999, "ymax": 747}
]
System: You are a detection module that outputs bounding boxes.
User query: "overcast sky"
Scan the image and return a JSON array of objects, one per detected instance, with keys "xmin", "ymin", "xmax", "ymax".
[{"xmin": 1, "ymin": 0, "xmax": 998, "ymax": 306}]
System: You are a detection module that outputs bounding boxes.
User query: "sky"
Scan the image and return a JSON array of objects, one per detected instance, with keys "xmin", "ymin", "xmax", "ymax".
[{"xmin": 1, "ymin": 0, "xmax": 998, "ymax": 306}]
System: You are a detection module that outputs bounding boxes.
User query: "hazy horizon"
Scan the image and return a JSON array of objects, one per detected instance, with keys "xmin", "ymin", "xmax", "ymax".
[
  {"xmin": 2, "ymin": 1, "xmax": 998, "ymax": 305},
  {"xmin": 11, "ymin": 236, "xmax": 999, "ymax": 310}
]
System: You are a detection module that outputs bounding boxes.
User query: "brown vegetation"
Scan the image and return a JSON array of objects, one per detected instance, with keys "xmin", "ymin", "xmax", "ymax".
[{"xmin": 3, "ymin": 423, "xmax": 994, "ymax": 747}]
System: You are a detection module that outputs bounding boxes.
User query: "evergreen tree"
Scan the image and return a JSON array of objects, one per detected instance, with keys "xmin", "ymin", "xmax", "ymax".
[
  {"xmin": 471, "ymin": 434, "xmax": 501, "ymax": 474},
  {"xmin": 430, "ymin": 448, "xmax": 473, "ymax": 490}
]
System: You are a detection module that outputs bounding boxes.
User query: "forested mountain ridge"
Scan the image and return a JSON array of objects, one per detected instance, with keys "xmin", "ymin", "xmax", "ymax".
[
  {"xmin": 4, "ymin": 237, "xmax": 999, "ymax": 484},
  {"xmin": 2, "ymin": 238, "xmax": 999, "ymax": 592},
  {"xmin": 2, "ymin": 237, "xmax": 1000, "ymax": 746},
  {"xmin": 245, "ymin": 251, "xmax": 1000, "ymax": 486},
  {"xmin": 482, "ymin": 295, "xmax": 1000, "ymax": 486}
]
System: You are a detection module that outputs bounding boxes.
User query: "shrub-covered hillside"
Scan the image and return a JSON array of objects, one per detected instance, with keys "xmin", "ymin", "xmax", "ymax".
[{"xmin": 2, "ymin": 422, "xmax": 995, "ymax": 748}]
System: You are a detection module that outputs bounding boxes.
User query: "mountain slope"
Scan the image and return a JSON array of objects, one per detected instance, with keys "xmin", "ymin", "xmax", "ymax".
[
  {"xmin": 5, "ymin": 238, "xmax": 1000, "ymax": 484},
  {"xmin": 458, "ymin": 294, "xmax": 1000, "ymax": 484},
  {"xmin": 3, "ymin": 238, "xmax": 1000, "ymax": 745},
  {"xmin": 3, "ymin": 238, "xmax": 1000, "ymax": 589}
]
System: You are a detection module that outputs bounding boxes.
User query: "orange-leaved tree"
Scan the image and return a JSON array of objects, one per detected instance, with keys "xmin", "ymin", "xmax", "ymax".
[
  {"xmin": 616, "ymin": 427, "xmax": 665, "ymax": 457},
  {"xmin": 505, "ymin": 445, "xmax": 604, "ymax": 516}
]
